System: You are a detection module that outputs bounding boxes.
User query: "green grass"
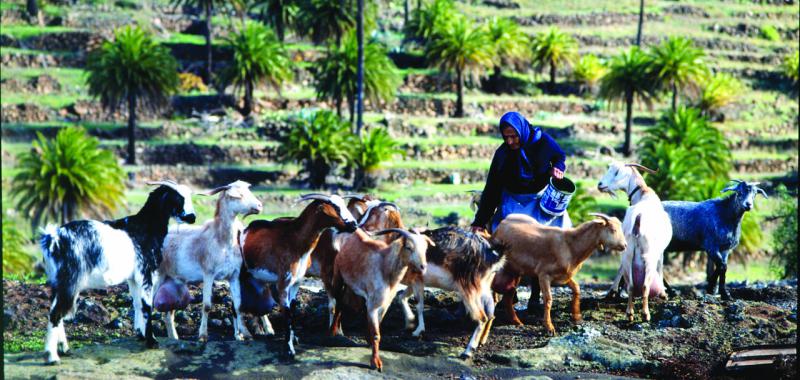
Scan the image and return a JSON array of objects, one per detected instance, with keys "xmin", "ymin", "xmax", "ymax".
[
  {"xmin": 384, "ymin": 159, "xmax": 490, "ymax": 170},
  {"xmin": 3, "ymin": 331, "xmax": 47, "ymax": 353},
  {"xmin": 0, "ymin": 46, "xmax": 74, "ymax": 56},
  {"xmin": 398, "ymin": 135, "xmax": 498, "ymax": 146},
  {"xmin": 0, "ymin": 25, "xmax": 80, "ymax": 39},
  {"xmin": 0, "ymin": 92, "xmax": 88, "ymax": 108},
  {"xmin": 0, "ymin": 67, "xmax": 87, "ymax": 89}
]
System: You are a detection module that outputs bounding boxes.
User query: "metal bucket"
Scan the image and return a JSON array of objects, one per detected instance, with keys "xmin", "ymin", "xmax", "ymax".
[{"xmin": 539, "ymin": 176, "xmax": 575, "ymax": 216}]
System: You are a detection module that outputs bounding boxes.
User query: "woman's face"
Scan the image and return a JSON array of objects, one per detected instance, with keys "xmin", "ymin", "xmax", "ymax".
[{"xmin": 502, "ymin": 126, "xmax": 521, "ymax": 150}]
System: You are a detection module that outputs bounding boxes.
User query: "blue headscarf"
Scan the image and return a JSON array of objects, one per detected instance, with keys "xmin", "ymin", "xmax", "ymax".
[{"xmin": 499, "ymin": 111, "xmax": 542, "ymax": 181}]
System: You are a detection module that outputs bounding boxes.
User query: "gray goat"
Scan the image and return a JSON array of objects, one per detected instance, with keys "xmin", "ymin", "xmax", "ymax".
[{"xmin": 662, "ymin": 179, "xmax": 767, "ymax": 300}]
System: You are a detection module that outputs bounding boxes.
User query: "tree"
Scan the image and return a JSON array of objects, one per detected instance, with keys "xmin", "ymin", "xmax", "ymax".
[
  {"xmin": 648, "ymin": 36, "xmax": 708, "ymax": 111},
  {"xmin": 530, "ymin": 26, "xmax": 578, "ymax": 92},
  {"xmin": 171, "ymin": 0, "xmax": 227, "ymax": 84},
  {"xmin": 314, "ymin": 31, "xmax": 400, "ymax": 124},
  {"xmin": 639, "ymin": 107, "xmax": 731, "ymax": 202},
  {"xmin": 696, "ymin": 73, "xmax": 743, "ymax": 117},
  {"xmin": 636, "ymin": 0, "xmax": 644, "ymax": 46},
  {"xmin": 425, "ymin": 16, "xmax": 494, "ymax": 117},
  {"xmin": 278, "ymin": 110, "xmax": 355, "ymax": 188},
  {"xmin": 86, "ymin": 26, "xmax": 179, "ymax": 165},
  {"xmin": 218, "ymin": 22, "xmax": 293, "ymax": 118},
  {"xmin": 26, "ymin": 0, "xmax": 43, "ymax": 26},
  {"xmin": 781, "ymin": 50, "xmax": 799, "ymax": 92},
  {"xmin": 252, "ymin": 0, "xmax": 298, "ymax": 42},
  {"xmin": 350, "ymin": 127, "xmax": 404, "ymax": 190},
  {"xmin": 599, "ymin": 47, "xmax": 657, "ymax": 156},
  {"xmin": 356, "ymin": 0, "xmax": 365, "ymax": 136},
  {"xmin": 572, "ymin": 54, "xmax": 607, "ymax": 95},
  {"xmin": 11, "ymin": 127, "xmax": 126, "ymax": 228},
  {"xmin": 485, "ymin": 17, "xmax": 529, "ymax": 86},
  {"xmin": 406, "ymin": 0, "xmax": 455, "ymax": 42},
  {"xmin": 294, "ymin": 0, "xmax": 355, "ymax": 46}
]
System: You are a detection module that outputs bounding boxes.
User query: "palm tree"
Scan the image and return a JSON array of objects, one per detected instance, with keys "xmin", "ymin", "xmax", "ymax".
[
  {"xmin": 218, "ymin": 21, "xmax": 293, "ymax": 118},
  {"xmin": 572, "ymin": 54, "xmax": 608, "ymax": 95},
  {"xmin": 314, "ymin": 31, "xmax": 400, "ymax": 124},
  {"xmin": 11, "ymin": 127, "xmax": 126, "ymax": 228},
  {"xmin": 599, "ymin": 47, "xmax": 657, "ymax": 156},
  {"xmin": 171, "ymin": 0, "xmax": 227, "ymax": 84},
  {"xmin": 406, "ymin": 0, "xmax": 455, "ymax": 42},
  {"xmin": 696, "ymin": 73, "xmax": 743, "ymax": 117},
  {"xmin": 531, "ymin": 26, "xmax": 578, "ymax": 92},
  {"xmin": 279, "ymin": 110, "xmax": 355, "ymax": 188},
  {"xmin": 295, "ymin": 0, "xmax": 355, "ymax": 47},
  {"xmin": 252, "ymin": 0, "xmax": 298, "ymax": 42},
  {"xmin": 648, "ymin": 36, "xmax": 708, "ymax": 111},
  {"xmin": 425, "ymin": 16, "xmax": 494, "ymax": 117},
  {"xmin": 639, "ymin": 107, "xmax": 731, "ymax": 202},
  {"xmin": 356, "ymin": 0, "xmax": 365, "ymax": 136},
  {"xmin": 86, "ymin": 26, "xmax": 179, "ymax": 165},
  {"xmin": 485, "ymin": 17, "xmax": 529, "ymax": 88}
]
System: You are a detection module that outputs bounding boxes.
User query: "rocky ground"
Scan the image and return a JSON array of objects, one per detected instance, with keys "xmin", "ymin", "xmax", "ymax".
[{"xmin": 3, "ymin": 278, "xmax": 796, "ymax": 379}]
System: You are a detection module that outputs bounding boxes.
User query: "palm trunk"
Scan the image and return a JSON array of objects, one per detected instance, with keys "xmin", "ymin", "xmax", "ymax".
[
  {"xmin": 623, "ymin": 89, "xmax": 633, "ymax": 157},
  {"xmin": 127, "ymin": 93, "xmax": 137, "ymax": 165},
  {"xmin": 244, "ymin": 78, "xmax": 254, "ymax": 117},
  {"xmin": 491, "ymin": 66, "xmax": 503, "ymax": 93},
  {"xmin": 348, "ymin": 91, "xmax": 356, "ymax": 125},
  {"xmin": 404, "ymin": 0, "xmax": 409, "ymax": 26},
  {"xmin": 276, "ymin": 6, "xmax": 285, "ymax": 42},
  {"xmin": 355, "ymin": 0, "xmax": 365, "ymax": 136},
  {"xmin": 456, "ymin": 67, "xmax": 464, "ymax": 117},
  {"xmin": 671, "ymin": 81, "xmax": 677, "ymax": 112},
  {"xmin": 636, "ymin": 0, "xmax": 644, "ymax": 46},
  {"xmin": 417, "ymin": 0, "xmax": 421, "ymax": 12},
  {"xmin": 549, "ymin": 63, "xmax": 557, "ymax": 93},
  {"xmin": 336, "ymin": 96, "xmax": 342, "ymax": 117},
  {"xmin": 205, "ymin": 1, "xmax": 213, "ymax": 86}
]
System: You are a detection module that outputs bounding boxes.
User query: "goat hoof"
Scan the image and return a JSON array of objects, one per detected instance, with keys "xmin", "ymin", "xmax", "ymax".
[
  {"xmin": 460, "ymin": 352, "xmax": 473, "ymax": 360},
  {"xmin": 626, "ymin": 313, "xmax": 634, "ymax": 322},
  {"xmin": 545, "ymin": 328, "xmax": 556, "ymax": 336},
  {"xmin": 285, "ymin": 351, "xmax": 296, "ymax": 361},
  {"xmin": 146, "ymin": 339, "xmax": 159, "ymax": 349},
  {"xmin": 510, "ymin": 318, "xmax": 524, "ymax": 327},
  {"xmin": 720, "ymin": 292, "xmax": 731, "ymax": 301},
  {"xmin": 198, "ymin": 335, "xmax": 208, "ymax": 342}
]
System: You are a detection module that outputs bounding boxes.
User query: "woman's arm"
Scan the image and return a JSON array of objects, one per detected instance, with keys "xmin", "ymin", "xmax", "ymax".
[{"xmin": 472, "ymin": 148, "xmax": 505, "ymax": 228}]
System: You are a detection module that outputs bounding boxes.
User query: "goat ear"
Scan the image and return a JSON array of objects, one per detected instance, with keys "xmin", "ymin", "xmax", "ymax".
[{"xmin": 226, "ymin": 187, "xmax": 243, "ymax": 199}]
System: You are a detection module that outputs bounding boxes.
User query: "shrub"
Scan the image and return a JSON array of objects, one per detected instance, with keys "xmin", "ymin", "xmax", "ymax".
[
  {"xmin": 406, "ymin": 0, "xmax": 455, "ymax": 42},
  {"xmin": 2, "ymin": 218, "xmax": 35, "ymax": 276},
  {"xmin": 278, "ymin": 110, "xmax": 354, "ymax": 188},
  {"xmin": 781, "ymin": 50, "xmax": 799, "ymax": 85},
  {"xmin": 760, "ymin": 25, "xmax": 780, "ymax": 41},
  {"xmin": 350, "ymin": 127, "xmax": 404, "ymax": 190},
  {"xmin": 696, "ymin": 72, "xmax": 743, "ymax": 116},
  {"xmin": 567, "ymin": 182, "xmax": 598, "ymax": 225},
  {"xmin": 530, "ymin": 26, "xmax": 578, "ymax": 90},
  {"xmin": 178, "ymin": 72, "xmax": 208, "ymax": 93},
  {"xmin": 572, "ymin": 54, "xmax": 607, "ymax": 95},
  {"xmin": 771, "ymin": 185, "xmax": 798, "ymax": 279}
]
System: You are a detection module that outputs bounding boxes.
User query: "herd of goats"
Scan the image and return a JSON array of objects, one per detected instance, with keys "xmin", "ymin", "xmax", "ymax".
[{"xmin": 37, "ymin": 161, "xmax": 767, "ymax": 371}]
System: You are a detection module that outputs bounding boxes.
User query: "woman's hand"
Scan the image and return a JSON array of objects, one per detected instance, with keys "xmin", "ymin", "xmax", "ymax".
[
  {"xmin": 471, "ymin": 226, "xmax": 486, "ymax": 235},
  {"xmin": 550, "ymin": 167, "xmax": 564, "ymax": 179}
]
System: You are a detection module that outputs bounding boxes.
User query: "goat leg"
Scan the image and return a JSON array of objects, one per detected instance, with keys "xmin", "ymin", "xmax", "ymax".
[
  {"xmin": 605, "ymin": 266, "xmax": 625, "ymax": 300},
  {"xmin": 539, "ymin": 277, "xmax": 555, "ymax": 335},
  {"xmin": 284, "ymin": 299, "xmax": 298, "ymax": 359},
  {"xmin": 718, "ymin": 252, "xmax": 731, "ymax": 300},
  {"xmin": 705, "ymin": 255, "xmax": 719, "ymax": 295},
  {"xmin": 526, "ymin": 276, "xmax": 543, "ymax": 317},
  {"xmin": 566, "ymin": 279, "xmax": 582, "ymax": 323},
  {"xmin": 411, "ymin": 282, "xmax": 425, "ymax": 337},
  {"xmin": 366, "ymin": 307, "xmax": 383, "ymax": 371},
  {"xmin": 500, "ymin": 292, "xmax": 523, "ymax": 326}
]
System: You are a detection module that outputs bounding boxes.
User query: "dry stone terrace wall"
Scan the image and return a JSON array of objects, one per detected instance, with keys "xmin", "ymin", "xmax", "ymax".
[{"xmin": 512, "ymin": 12, "xmax": 663, "ymax": 27}]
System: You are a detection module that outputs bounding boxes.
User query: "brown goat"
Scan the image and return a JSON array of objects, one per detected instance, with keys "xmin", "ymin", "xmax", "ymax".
[
  {"xmin": 491, "ymin": 213, "xmax": 627, "ymax": 335},
  {"xmin": 241, "ymin": 194, "xmax": 358, "ymax": 358}
]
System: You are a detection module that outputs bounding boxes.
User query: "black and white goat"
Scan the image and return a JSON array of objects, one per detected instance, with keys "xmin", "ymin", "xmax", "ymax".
[{"xmin": 39, "ymin": 181, "xmax": 196, "ymax": 364}]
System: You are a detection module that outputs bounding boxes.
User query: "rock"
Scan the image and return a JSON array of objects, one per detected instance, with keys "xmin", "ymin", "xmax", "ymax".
[
  {"xmin": 4, "ymin": 307, "xmax": 16, "ymax": 329},
  {"xmin": 76, "ymin": 299, "xmax": 112, "ymax": 325},
  {"xmin": 106, "ymin": 318, "xmax": 127, "ymax": 330},
  {"xmin": 725, "ymin": 301, "xmax": 746, "ymax": 322},
  {"xmin": 211, "ymin": 319, "xmax": 223, "ymax": 328}
]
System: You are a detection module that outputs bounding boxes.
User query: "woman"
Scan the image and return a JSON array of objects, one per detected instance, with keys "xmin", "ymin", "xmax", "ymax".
[
  {"xmin": 471, "ymin": 111, "xmax": 570, "ymax": 235},
  {"xmin": 470, "ymin": 111, "xmax": 571, "ymax": 324}
]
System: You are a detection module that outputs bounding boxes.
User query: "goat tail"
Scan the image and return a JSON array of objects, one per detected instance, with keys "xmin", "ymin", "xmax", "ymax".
[{"xmin": 39, "ymin": 224, "xmax": 60, "ymax": 286}]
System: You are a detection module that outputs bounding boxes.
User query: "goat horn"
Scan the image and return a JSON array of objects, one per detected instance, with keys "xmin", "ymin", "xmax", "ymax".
[
  {"xmin": 377, "ymin": 201, "xmax": 400, "ymax": 211},
  {"xmin": 756, "ymin": 187, "xmax": 769, "ymax": 199},
  {"xmin": 296, "ymin": 193, "xmax": 331, "ymax": 204},
  {"xmin": 147, "ymin": 180, "xmax": 178, "ymax": 186},
  {"xmin": 720, "ymin": 181, "xmax": 740, "ymax": 194},
  {"xmin": 342, "ymin": 194, "xmax": 366, "ymax": 200},
  {"xmin": 588, "ymin": 213, "xmax": 613, "ymax": 223},
  {"xmin": 624, "ymin": 163, "xmax": 658, "ymax": 174},
  {"xmin": 373, "ymin": 228, "xmax": 415, "ymax": 242},
  {"xmin": 201, "ymin": 185, "xmax": 232, "ymax": 196}
]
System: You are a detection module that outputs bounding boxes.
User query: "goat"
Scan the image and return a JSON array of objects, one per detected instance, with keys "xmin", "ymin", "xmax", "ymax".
[
  {"xmin": 597, "ymin": 162, "xmax": 672, "ymax": 322},
  {"xmin": 157, "ymin": 180, "xmax": 263, "ymax": 341},
  {"xmin": 491, "ymin": 213, "xmax": 627, "ymax": 334},
  {"xmin": 39, "ymin": 180, "xmax": 196, "ymax": 364},
  {"xmin": 311, "ymin": 198, "xmax": 400, "ymax": 337},
  {"xmin": 400, "ymin": 226, "xmax": 505, "ymax": 358},
  {"xmin": 662, "ymin": 179, "xmax": 767, "ymax": 300},
  {"xmin": 329, "ymin": 228, "xmax": 429, "ymax": 372},
  {"xmin": 241, "ymin": 193, "xmax": 358, "ymax": 358}
]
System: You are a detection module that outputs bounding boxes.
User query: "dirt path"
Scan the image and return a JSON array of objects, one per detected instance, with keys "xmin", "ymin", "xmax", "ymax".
[{"xmin": 3, "ymin": 279, "xmax": 796, "ymax": 379}]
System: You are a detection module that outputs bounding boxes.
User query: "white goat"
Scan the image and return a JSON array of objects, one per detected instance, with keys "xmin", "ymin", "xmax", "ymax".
[
  {"xmin": 597, "ymin": 162, "xmax": 671, "ymax": 321},
  {"xmin": 158, "ymin": 180, "xmax": 263, "ymax": 341}
]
